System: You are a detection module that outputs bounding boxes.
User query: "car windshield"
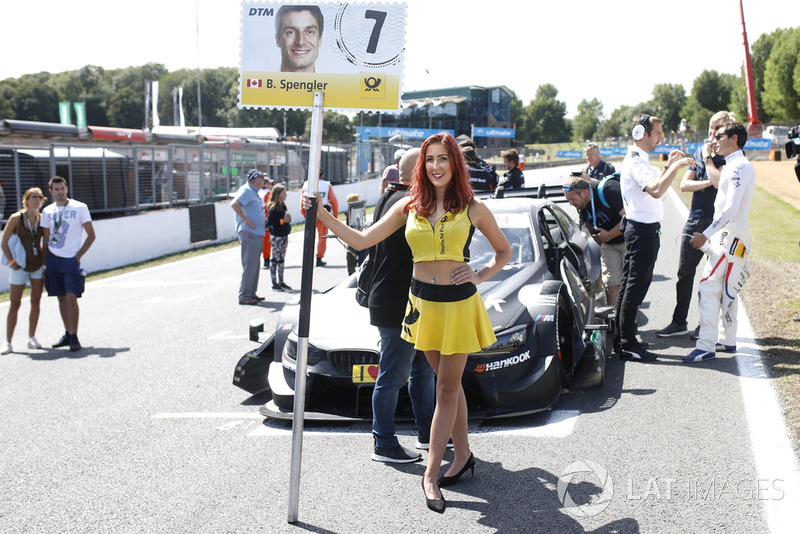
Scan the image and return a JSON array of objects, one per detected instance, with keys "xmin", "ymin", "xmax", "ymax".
[{"xmin": 469, "ymin": 212, "xmax": 535, "ymax": 268}]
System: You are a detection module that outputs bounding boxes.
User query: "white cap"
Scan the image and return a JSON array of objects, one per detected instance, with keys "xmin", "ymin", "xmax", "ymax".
[{"xmin": 394, "ymin": 149, "xmax": 406, "ymax": 161}]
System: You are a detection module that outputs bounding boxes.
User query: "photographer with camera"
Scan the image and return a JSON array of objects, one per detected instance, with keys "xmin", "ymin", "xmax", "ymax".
[{"xmin": 562, "ymin": 175, "xmax": 625, "ymax": 306}]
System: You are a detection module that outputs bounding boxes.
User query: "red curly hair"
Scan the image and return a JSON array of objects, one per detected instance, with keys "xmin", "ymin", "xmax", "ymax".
[{"xmin": 406, "ymin": 132, "xmax": 473, "ymax": 217}]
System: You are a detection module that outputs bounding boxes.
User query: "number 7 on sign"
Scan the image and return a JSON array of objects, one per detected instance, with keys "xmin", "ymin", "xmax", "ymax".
[{"xmin": 364, "ymin": 10, "xmax": 386, "ymax": 54}]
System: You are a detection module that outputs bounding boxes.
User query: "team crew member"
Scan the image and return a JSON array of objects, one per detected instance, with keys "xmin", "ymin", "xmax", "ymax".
[
  {"xmin": 617, "ymin": 114, "xmax": 693, "ymax": 362},
  {"xmin": 300, "ymin": 169, "xmax": 338, "ymax": 267},
  {"xmin": 657, "ymin": 111, "xmax": 732, "ymax": 338},
  {"xmin": 583, "ymin": 142, "xmax": 616, "ymax": 180},
  {"xmin": 562, "ymin": 176, "xmax": 625, "ymax": 305},
  {"xmin": 685, "ymin": 121, "xmax": 754, "ymax": 363},
  {"xmin": 497, "ymin": 149, "xmax": 524, "ymax": 190},
  {"xmin": 41, "ymin": 176, "xmax": 96, "ymax": 351},
  {"xmin": 304, "ymin": 132, "xmax": 511, "ymax": 513},
  {"xmin": 366, "ymin": 148, "xmax": 435, "ymax": 464}
]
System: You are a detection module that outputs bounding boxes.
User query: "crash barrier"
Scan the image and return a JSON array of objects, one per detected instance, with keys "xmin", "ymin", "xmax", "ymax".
[
  {"xmin": 0, "ymin": 177, "xmax": 383, "ymax": 293},
  {"xmin": 0, "ymin": 141, "xmax": 352, "ymax": 223}
]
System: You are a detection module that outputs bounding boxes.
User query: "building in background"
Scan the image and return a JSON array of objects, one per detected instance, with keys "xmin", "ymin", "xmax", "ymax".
[{"xmin": 382, "ymin": 85, "xmax": 515, "ymax": 149}]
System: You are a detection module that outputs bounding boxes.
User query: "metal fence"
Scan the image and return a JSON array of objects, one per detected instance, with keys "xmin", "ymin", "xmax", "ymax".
[{"xmin": 0, "ymin": 141, "xmax": 364, "ymax": 222}]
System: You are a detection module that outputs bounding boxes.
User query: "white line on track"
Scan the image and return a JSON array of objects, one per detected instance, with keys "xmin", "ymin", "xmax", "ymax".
[
  {"xmin": 667, "ymin": 186, "xmax": 800, "ymax": 534},
  {"xmin": 152, "ymin": 412, "xmax": 265, "ymax": 419},
  {"xmin": 245, "ymin": 410, "xmax": 580, "ymax": 438}
]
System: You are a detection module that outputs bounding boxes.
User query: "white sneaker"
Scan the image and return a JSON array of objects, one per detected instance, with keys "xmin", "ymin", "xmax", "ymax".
[
  {"xmin": 1, "ymin": 341, "xmax": 12, "ymax": 354},
  {"xmin": 27, "ymin": 337, "xmax": 41, "ymax": 349}
]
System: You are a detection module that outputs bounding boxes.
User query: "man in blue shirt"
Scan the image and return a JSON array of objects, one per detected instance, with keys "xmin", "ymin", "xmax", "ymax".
[
  {"xmin": 656, "ymin": 111, "xmax": 731, "ymax": 338},
  {"xmin": 231, "ymin": 169, "xmax": 267, "ymax": 305}
]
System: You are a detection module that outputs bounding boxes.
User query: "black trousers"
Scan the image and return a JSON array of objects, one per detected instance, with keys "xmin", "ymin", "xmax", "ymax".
[
  {"xmin": 616, "ymin": 219, "xmax": 660, "ymax": 345},
  {"xmin": 671, "ymin": 217, "xmax": 712, "ymax": 327}
]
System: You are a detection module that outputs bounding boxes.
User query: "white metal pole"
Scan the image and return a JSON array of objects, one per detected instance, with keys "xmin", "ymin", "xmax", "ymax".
[{"xmin": 288, "ymin": 91, "xmax": 325, "ymax": 524}]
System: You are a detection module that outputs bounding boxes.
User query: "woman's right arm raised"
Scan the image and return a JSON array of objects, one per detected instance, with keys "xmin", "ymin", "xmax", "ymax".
[{"xmin": 304, "ymin": 192, "xmax": 408, "ymax": 251}]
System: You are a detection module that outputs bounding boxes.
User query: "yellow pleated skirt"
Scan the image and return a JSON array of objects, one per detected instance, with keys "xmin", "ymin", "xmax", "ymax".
[{"xmin": 401, "ymin": 279, "xmax": 496, "ymax": 355}]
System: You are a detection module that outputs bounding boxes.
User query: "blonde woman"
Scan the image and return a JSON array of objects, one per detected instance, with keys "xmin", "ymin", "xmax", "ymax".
[{"xmin": 1, "ymin": 187, "xmax": 46, "ymax": 353}]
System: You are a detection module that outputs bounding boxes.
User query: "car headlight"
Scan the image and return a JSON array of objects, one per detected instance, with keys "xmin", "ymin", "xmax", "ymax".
[
  {"xmin": 475, "ymin": 325, "xmax": 528, "ymax": 357},
  {"xmin": 282, "ymin": 336, "xmax": 324, "ymax": 365}
]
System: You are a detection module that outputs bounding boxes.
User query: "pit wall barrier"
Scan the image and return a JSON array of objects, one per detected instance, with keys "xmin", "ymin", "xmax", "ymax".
[{"xmin": 0, "ymin": 178, "xmax": 383, "ymax": 293}]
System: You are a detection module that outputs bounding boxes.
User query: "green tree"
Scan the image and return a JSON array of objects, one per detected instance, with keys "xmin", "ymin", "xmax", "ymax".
[
  {"xmin": 690, "ymin": 70, "xmax": 733, "ymax": 112},
  {"xmin": 10, "ymin": 74, "xmax": 60, "ymax": 122},
  {"xmin": 648, "ymin": 83, "xmax": 686, "ymax": 133},
  {"xmin": 525, "ymin": 84, "xmax": 570, "ymax": 143},
  {"xmin": 763, "ymin": 27, "xmax": 800, "ymax": 120},
  {"xmin": 0, "ymin": 95, "xmax": 13, "ymax": 119},
  {"xmin": 304, "ymin": 111, "xmax": 353, "ymax": 143},
  {"xmin": 572, "ymin": 98, "xmax": 603, "ymax": 142},
  {"xmin": 52, "ymin": 65, "xmax": 112, "ymax": 126},
  {"xmin": 749, "ymin": 28, "xmax": 786, "ymax": 123},
  {"xmin": 107, "ymin": 86, "xmax": 144, "ymax": 129},
  {"xmin": 596, "ymin": 105, "xmax": 636, "ymax": 140}
]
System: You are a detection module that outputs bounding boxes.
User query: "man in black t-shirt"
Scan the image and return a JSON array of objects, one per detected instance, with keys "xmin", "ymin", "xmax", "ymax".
[
  {"xmin": 498, "ymin": 149, "xmax": 525, "ymax": 190},
  {"xmin": 563, "ymin": 175, "xmax": 625, "ymax": 305},
  {"xmin": 366, "ymin": 147, "xmax": 435, "ymax": 464}
]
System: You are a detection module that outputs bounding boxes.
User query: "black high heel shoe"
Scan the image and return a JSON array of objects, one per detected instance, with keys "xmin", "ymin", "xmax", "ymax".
[
  {"xmin": 438, "ymin": 453, "xmax": 476, "ymax": 487},
  {"xmin": 422, "ymin": 477, "xmax": 446, "ymax": 513}
]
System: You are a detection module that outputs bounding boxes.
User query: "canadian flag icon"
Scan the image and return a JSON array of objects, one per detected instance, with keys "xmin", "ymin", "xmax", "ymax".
[{"xmin": 247, "ymin": 79, "xmax": 263, "ymax": 88}]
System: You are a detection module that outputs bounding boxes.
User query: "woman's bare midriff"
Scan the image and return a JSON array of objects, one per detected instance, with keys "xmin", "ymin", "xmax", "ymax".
[{"xmin": 413, "ymin": 259, "xmax": 465, "ymax": 285}]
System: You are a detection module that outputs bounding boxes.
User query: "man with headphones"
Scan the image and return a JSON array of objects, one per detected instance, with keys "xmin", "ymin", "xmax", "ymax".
[{"xmin": 616, "ymin": 113, "xmax": 694, "ymax": 361}]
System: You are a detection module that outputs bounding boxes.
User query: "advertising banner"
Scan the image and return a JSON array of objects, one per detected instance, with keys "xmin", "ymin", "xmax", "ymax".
[
  {"xmin": 239, "ymin": 2, "xmax": 407, "ymax": 112},
  {"xmin": 472, "ymin": 126, "xmax": 515, "ymax": 139}
]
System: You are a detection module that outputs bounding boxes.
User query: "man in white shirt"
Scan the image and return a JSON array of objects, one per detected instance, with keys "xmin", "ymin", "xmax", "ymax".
[
  {"xmin": 617, "ymin": 114, "xmax": 693, "ymax": 362},
  {"xmin": 685, "ymin": 121, "xmax": 755, "ymax": 363},
  {"xmin": 300, "ymin": 168, "xmax": 338, "ymax": 266},
  {"xmin": 41, "ymin": 176, "xmax": 96, "ymax": 351}
]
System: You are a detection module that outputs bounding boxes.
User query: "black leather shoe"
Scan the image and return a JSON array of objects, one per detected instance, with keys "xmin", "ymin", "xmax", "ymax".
[
  {"xmin": 315, "ymin": 258, "xmax": 326, "ymax": 267},
  {"xmin": 422, "ymin": 478, "xmax": 445, "ymax": 513},
  {"xmin": 52, "ymin": 333, "xmax": 70, "ymax": 348},
  {"xmin": 438, "ymin": 453, "xmax": 476, "ymax": 487}
]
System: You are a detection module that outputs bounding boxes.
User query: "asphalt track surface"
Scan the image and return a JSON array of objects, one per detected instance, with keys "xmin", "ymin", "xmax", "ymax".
[{"xmin": 1, "ymin": 166, "xmax": 799, "ymax": 533}]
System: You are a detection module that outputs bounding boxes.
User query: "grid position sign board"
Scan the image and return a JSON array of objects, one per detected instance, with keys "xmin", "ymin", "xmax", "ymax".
[{"xmin": 239, "ymin": 2, "xmax": 406, "ymax": 112}]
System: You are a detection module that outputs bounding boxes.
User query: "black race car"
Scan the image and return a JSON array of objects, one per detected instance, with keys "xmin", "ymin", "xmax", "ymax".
[{"xmin": 234, "ymin": 188, "xmax": 614, "ymax": 421}]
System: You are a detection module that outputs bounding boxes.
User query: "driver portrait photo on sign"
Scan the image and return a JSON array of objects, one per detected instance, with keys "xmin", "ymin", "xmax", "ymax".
[{"xmin": 239, "ymin": 1, "xmax": 406, "ymax": 111}]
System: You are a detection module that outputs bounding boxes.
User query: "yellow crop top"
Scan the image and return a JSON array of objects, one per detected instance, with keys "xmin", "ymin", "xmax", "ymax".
[{"xmin": 405, "ymin": 206, "xmax": 475, "ymax": 263}]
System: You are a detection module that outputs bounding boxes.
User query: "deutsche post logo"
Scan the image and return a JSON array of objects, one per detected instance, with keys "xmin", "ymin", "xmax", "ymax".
[{"xmin": 360, "ymin": 73, "xmax": 386, "ymax": 99}]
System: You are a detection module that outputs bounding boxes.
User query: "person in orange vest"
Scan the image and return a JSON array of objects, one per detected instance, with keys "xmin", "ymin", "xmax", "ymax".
[{"xmin": 300, "ymin": 168, "xmax": 338, "ymax": 266}]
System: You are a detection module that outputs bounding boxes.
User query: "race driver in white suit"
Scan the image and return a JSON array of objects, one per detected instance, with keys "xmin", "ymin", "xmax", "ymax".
[{"xmin": 685, "ymin": 120, "xmax": 755, "ymax": 363}]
